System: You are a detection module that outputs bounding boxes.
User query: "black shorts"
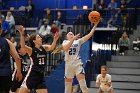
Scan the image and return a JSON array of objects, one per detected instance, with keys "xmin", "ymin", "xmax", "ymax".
[
  {"xmin": 11, "ymin": 75, "xmax": 25, "ymax": 92},
  {"xmin": 0, "ymin": 76, "xmax": 12, "ymax": 93},
  {"xmin": 21, "ymin": 70, "xmax": 46, "ymax": 90}
]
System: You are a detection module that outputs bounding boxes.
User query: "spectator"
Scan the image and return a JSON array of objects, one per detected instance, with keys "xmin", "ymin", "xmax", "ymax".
[
  {"xmin": 97, "ymin": 0, "xmax": 106, "ymax": 10},
  {"xmin": 118, "ymin": 32, "xmax": 130, "ymax": 55},
  {"xmin": 6, "ymin": 11, "xmax": 15, "ymax": 27},
  {"xmin": 50, "ymin": 22, "xmax": 59, "ymax": 35},
  {"xmin": 96, "ymin": 65, "xmax": 113, "ymax": 93},
  {"xmin": 133, "ymin": 37, "xmax": 140, "ymax": 51},
  {"xmin": 55, "ymin": 11, "xmax": 62, "ymax": 27},
  {"xmin": 25, "ymin": 0, "xmax": 34, "ymax": 27},
  {"xmin": 6, "ymin": 11, "xmax": 15, "ymax": 36},
  {"xmin": 0, "ymin": 12, "xmax": 4, "ymax": 20},
  {"xmin": 39, "ymin": 20, "xmax": 52, "ymax": 44},
  {"xmin": 43, "ymin": 8, "xmax": 52, "ymax": 25},
  {"xmin": 107, "ymin": 0, "xmax": 118, "ymax": 27},
  {"xmin": 108, "ymin": 0, "xmax": 117, "ymax": 9},
  {"xmin": 97, "ymin": 0, "xmax": 106, "ymax": 26},
  {"xmin": 1, "ymin": 16, "xmax": 10, "ymax": 38},
  {"xmin": 39, "ymin": 20, "xmax": 51, "ymax": 36},
  {"xmin": 120, "ymin": 0, "xmax": 128, "ymax": 30}
]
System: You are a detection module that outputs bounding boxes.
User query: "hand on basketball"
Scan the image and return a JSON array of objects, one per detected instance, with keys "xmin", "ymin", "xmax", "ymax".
[{"xmin": 94, "ymin": 19, "xmax": 100, "ymax": 26}]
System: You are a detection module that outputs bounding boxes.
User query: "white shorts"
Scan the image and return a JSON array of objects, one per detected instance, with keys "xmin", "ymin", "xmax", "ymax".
[
  {"xmin": 99, "ymin": 86, "xmax": 113, "ymax": 92},
  {"xmin": 65, "ymin": 63, "xmax": 85, "ymax": 78}
]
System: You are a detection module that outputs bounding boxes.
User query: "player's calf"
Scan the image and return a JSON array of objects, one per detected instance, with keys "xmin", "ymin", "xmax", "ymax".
[{"xmin": 79, "ymin": 79, "xmax": 89, "ymax": 93}]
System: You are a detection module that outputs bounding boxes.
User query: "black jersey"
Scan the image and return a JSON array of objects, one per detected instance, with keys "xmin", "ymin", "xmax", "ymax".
[
  {"xmin": 11, "ymin": 54, "xmax": 30, "ymax": 92},
  {"xmin": 0, "ymin": 37, "xmax": 11, "ymax": 76},
  {"xmin": 30, "ymin": 46, "xmax": 47, "ymax": 74},
  {"xmin": 20, "ymin": 54, "xmax": 30, "ymax": 76},
  {"xmin": 12, "ymin": 54, "xmax": 30, "ymax": 77}
]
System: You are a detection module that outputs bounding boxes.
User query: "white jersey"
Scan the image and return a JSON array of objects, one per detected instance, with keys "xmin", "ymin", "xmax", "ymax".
[
  {"xmin": 62, "ymin": 38, "xmax": 84, "ymax": 64},
  {"xmin": 96, "ymin": 74, "xmax": 112, "ymax": 87}
]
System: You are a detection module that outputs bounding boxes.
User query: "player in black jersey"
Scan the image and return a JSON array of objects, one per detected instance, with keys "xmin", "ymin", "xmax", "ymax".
[
  {"xmin": 0, "ymin": 24, "xmax": 22, "ymax": 93},
  {"xmin": 10, "ymin": 44, "xmax": 30, "ymax": 93},
  {"xmin": 17, "ymin": 26, "xmax": 59, "ymax": 93}
]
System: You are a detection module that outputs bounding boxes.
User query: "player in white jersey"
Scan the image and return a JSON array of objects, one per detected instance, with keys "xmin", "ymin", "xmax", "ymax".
[
  {"xmin": 58, "ymin": 21, "xmax": 99, "ymax": 93},
  {"xmin": 96, "ymin": 65, "xmax": 113, "ymax": 93}
]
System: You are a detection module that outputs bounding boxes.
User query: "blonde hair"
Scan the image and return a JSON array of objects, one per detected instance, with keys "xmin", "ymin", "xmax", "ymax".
[{"xmin": 52, "ymin": 44, "xmax": 63, "ymax": 54}]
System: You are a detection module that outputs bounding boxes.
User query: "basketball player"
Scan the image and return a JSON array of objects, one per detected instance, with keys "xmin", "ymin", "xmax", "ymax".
[
  {"xmin": 96, "ymin": 65, "xmax": 113, "ymax": 93},
  {"xmin": 17, "ymin": 25, "xmax": 59, "ymax": 93},
  {"xmin": 61, "ymin": 22, "xmax": 99, "ymax": 93},
  {"xmin": 0, "ymin": 24, "xmax": 22, "ymax": 93},
  {"xmin": 10, "ymin": 45, "xmax": 30, "ymax": 93}
]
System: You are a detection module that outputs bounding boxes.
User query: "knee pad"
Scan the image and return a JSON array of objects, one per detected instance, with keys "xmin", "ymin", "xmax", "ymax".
[
  {"xmin": 79, "ymin": 79, "xmax": 89, "ymax": 93},
  {"xmin": 64, "ymin": 82, "xmax": 72, "ymax": 93}
]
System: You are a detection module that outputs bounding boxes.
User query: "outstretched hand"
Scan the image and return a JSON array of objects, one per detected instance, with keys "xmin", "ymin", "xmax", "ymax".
[
  {"xmin": 94, "ymin": 19, "xmax": 100, "ymax": 26},
  {"xmin": 54, "ymin": 32, "xmax": 60, "ymax": 41},
  {"xmin": 17, "ymin": 25, "xmax": 25, "ymax": 35},
  {"xmin": 73, "ymin": 33, "xmax": 80, "ymax": 40}
]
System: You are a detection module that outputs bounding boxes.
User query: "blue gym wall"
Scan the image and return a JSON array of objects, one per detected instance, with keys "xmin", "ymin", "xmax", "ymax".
[
  {"xmin": 3, "ymin": 0, "xmax": 92, "ymax": 18},
  {"xmin": 4, "ymin": 0, "xmax": 92, "ymax": 9},
  {"xmin": 2, "ymin": 0, "xmax": 140, "ymax": 24}
]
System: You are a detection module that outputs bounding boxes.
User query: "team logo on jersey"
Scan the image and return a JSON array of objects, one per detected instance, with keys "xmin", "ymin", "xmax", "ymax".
[
  {"xmin": 37, "ymin": 54, "xmax": 46, "ymax": 58},
  {"xmin": 72, "ymin": 44, "xmax": 78, "ymax": 47}
]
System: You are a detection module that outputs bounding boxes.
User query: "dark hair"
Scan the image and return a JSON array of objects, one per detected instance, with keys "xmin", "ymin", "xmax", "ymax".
[
  {"xmin": 101, "ymin": 65, "xmax": 107, "ymax": 71},
  {"xmin": 29, "ymin": 34, "xmax": 37, "ymax": 47}
]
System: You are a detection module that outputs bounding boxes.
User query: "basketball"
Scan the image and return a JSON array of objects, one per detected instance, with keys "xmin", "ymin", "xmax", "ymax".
[{"xmin": 88, "ymin": 11, "xmax": 100, "ymax": 23}]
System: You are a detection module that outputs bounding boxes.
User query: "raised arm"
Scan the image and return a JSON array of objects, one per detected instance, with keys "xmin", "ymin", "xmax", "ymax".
[
  {"xmin": 63, "ymin": 33, "xmax": 80, "ymax": 51},
  {"xmin": 43, "ymin": 32, "xmax": 59, "ymax": 51},
  {"xmin": 7, "ymin": 39, "xmax": 22, "ymax": 81},
  {"xmin": 82, "ymin": 22, "xmax": 99, "ymax": 44},
  {"xmin": 17, "ymin": 26, "xmax": 32, "ymax": 56}
]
